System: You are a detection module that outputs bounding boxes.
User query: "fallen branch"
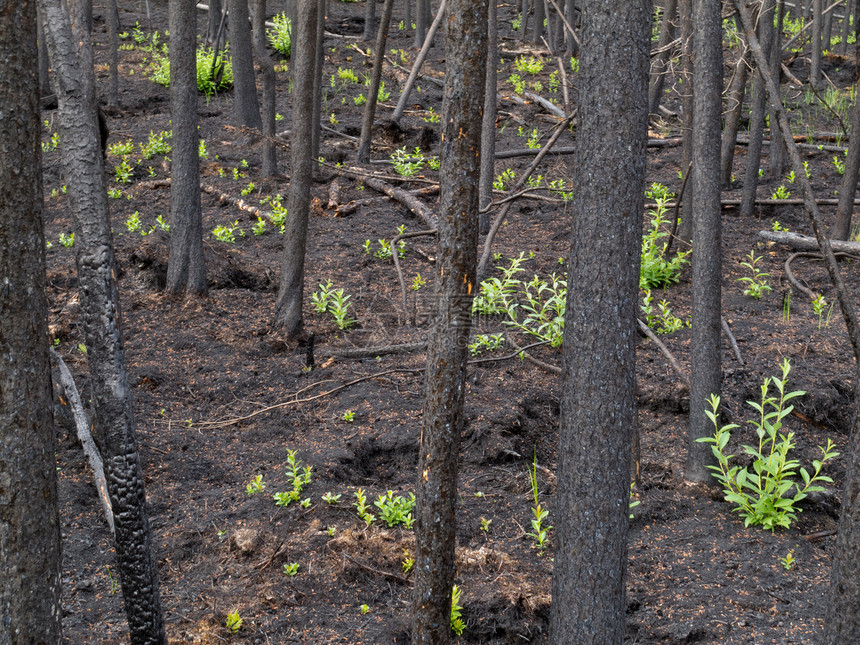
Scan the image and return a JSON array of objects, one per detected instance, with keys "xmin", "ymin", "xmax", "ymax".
[
  {"xmin": 721, "ymin": 316, "xmax": 744, "ymax": 366},
  {"xmin": 784, "ymin": 251, "xmax": 860, "ymax": 300},
  {"xmin": 636, "ymin": 319, "xmax": 690, "ymax": 389},
  {"xmin": 201, "ymin": 184, "xmax": 266, "ymax": 218},
  {"xmin": 494, "ymin": 137, "xmax": 682, "ymax": 159},
  {"xmin": 50, "ymin": 347, "xmax": 114, "ymax": 535},
  {"xmin": 324, "ymin": 341, "xmax": 428, "ymax": 359},
  {"xmin": 363, "ymin": 176, "xmax": 438, "ymax": 229},
  {"xmin": 392, "ymin": 229, "xmax": 438, "ymax": 324},
  {"xmin": 507, "ymin": 336, "xmax": 561, "ymax": 375},
  {"xmin": 759, "ymin": 230, "xmax": 860, "ymax": 253}
]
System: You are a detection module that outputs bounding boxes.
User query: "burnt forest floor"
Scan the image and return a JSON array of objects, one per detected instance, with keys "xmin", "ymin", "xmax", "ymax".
[{"xmin": 42, "ymin": 2, "xmax": 860, "ymax": 643}]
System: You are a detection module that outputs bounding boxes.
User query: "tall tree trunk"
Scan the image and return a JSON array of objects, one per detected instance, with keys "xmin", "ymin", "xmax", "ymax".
[
  {"xmin": 107, "ymin": 0, "xmax": 119, "ymax": 107},
  {"xmin": 364, "ymin": 0, "xmax": 377, "ymax": 39},
  {"xmin": 167, "ymin": 0, "xmax": 207, "ymax": 295},
  {"xmin": 273, "ymin": 0, "xmax": 318, "ymax": 337},
  {"xmin": 720, "ymin": 41, "xmax": 749, "ymax": 186},
  {"xmin": 479, "ymin": 0, "xmax": 498, "ymax": 233},
  {"xmin": 564, "ymin": 0, "xmax": 577, "ymax": 55},
  {"xmin": 311, "ymin": 0, "xmax": 326, "ymax": 161},
  {"xmin": 768, "ymin": 0, "xmax": 788, "ymax": 177},
  {"xmin": 677, "ymin": 0, "xmax": 693, "ymax": 241},
  {"xmin": 648, "ymin": 0, "xmax": 678, "ymax": 116},
  {"xmin": 252, "ymin": 0, "xmax": 279, "ymax": 176},
  {"xmin": 39, "ymin": 0, "xmax": 167, "ymax": 641},
  {"xmin": 412, "ymin": 0, "xmax": 486, "ymax": 642},
  {"xmin": 358, "ymin": 0, "xmax": 396, "ymax": 163},
  {"xmin": 686, "ymin": 0, "xmax": 723, "ymax": 483},
  {"xmin": 38, "ymin": 4, "xmax": 53, "ymax": 99},
  {"xmin": 415, "ymin": 0, "xmax": 429, "ymax": 46},
  {"xmin": 834, "ymin": 37, "xmax": 860, "ymax": 239},
  {"xmin": 227, "ymin": 0, "xmax": 263, "ymax": 129},
  {"xmin": 531, "ymin": 0, "xmax": 545, "ymax": 42},
  {"xmin": 548, "ymin": 0, "xmax": 649, "ymax": 641},
  {"xmin": 208, "ymin": 0, "xmax": 223, "ymax": 44},
  {"xmin": 811, "ymin": 0, "xmax": 823, "ymax": 88},
  {"xmin": 0, "ymin": 1, "xmax": 63, "ymax": 642}
]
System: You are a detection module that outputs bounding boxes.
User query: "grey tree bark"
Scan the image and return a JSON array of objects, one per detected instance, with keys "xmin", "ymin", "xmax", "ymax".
[
  {"xmin": 414, "ymin": 0, "xmax": 430, "ymax": 46},
  {"xmin": 358, "ymin": 0, "xmax": 396, "ymax": 163},
  {"xmin": 648, "ymin": 0, "xmax": 678, "ymax": 116},
  {"xmin": 106, "ymin": 0, "xmax": 119, "ymax": 107},
  {"xmin": 364, "ymin": 0, "xmax": 377, "ymax": 39},
  {"xmin": 0, "ymin": 1, "xmax": 63, "ymax": 642},
  {"xmin": 228, "ymin": 0, "xmax": 263, "ymax": 129},
  {"xmin": 720, "ymin": 41, "xmax": 749, "ymax": 186},
  {"xmin": 273, "ymin": 0, "xmax": 319, "ymax": 337},
  {"xmin": 811, "ymin": 0, "xmax": 823, "ymax": 88},
  {"xmin": 677, "ymin": 0, "xmax": 693, "ymax": 241},
  {"xmin": 768, "ymin": 0, "xmax": 788, "ymax": 176},
  {"xmin": 412, "ymin": 0, "xmax": 486, "ymax": 642},
  {"xmin": 167, "ymin": 0, "xmax": 207, "ymax": 295},
  {"xmin": 548, "ymin": 0, "xmax": 649, "ymax": 640},
  {"xmin": 38, "ymin": 5, "xmax": 53, "ymax": 98},
  {"xmin": 207, "ymin": 0, "xmax": 223, "ymax": 44},
  {"xmin": 479, "ymin": 0, "xmax": 498, "ymax": 233},
  {"xmin": 686, "ymin": 0, "xmax": 723, "ymax": 483},
  {"xmin": 532, "ymin": 0, "xmax": 545, "ymax": 42},
  {"xmin": 39, "ymin": 0, "xmax": 167, "ymax": 641},
  {"xmin": 834, "ymin": 34, "xmax": 860, "ymax": 240},
  {"xmin": 311, "ymin": 0, "xmax": 326, "ymax": 161},
  {"xmin": 252, "ymin": 0, "xmax": 279, "ymax": 176}
]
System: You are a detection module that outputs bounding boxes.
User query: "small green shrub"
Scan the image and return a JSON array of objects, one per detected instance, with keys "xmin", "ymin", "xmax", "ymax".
[
  {"xmin": 268, "ymin": 13, "xmax": 292, "ymax": 57},
  {"xmin": 148, "ymin": 45, "xmax": 233, "ymax": 95}
]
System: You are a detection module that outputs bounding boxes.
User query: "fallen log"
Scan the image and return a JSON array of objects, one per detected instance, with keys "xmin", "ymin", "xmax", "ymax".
[{"xmin": 758, "ymin": 230, "xmax": 860, "ymax": 253}]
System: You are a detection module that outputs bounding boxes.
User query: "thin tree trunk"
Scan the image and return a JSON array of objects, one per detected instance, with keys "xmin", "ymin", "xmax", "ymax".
[
  {"xmin": 358, "ymin": 0, "xmax": 396, "ymax": 163},
  {"xmin": 414, "ymin": 0, "xmax": 429, "ymax": 46},
  {"xmin": 840, "ymin": 0, "xmax": 853, "ymax": 54},
  {"xmin": 720, "ymin": 41, "xmax": 749, "ymax": 186},
  {"xmin": 39, "ymin": 0, "xmax": 167, "ymax": 641},
  {"xmin": 167, "ymin": 0, "xmax": 207, "ymax": 295},
  {"xmin": 769, "ymin": 0, "xmax": 788, "ymax": 176},
  {"xmin": 412, "ymin": 0, "xmax": 486, "ymax": 642},
  {"xmin": 479, "ymin": 0, "xmax": 498, "ymax": 232},
  {"xmin": 532, "ymin": 0, "xmax": 545, "ymax": 42},
  {"xmin": 274, "ymin": 0, "xmax": 318, "ymax": 337},
  {"xmin": 364, "ymin": 0, "xmax": 377, "ymax": 39},
  {"xmin": 834, "ymin": 29, "xmax": 860, "ymax": 239},
  {"xmin": 677, "ymin": 0, "xmax": 693, "ymax": 241},
  {"xmin": 0, "ymin": 1, "xmax": 62, "ymax": 641},
  {"xmin": 228, "ymin": 0, "xmax": 263, "ymax": 128},
  {"xmin": 311, "ymin": 0, "xmax": 325, "ymax": 161},
  {"xmin": 812, "ymin": 0, "xmax": 823, "ymax": 87},
  {"xmin": 207, "ymin": 0, "xmax": 223, "ymax": 44},
  {"xmin": 392, "ymin": 0, "xmax": 447, "ymax": 123},
  {"xmin": 686, "ymin": 0, "xmax": 723, "ymax": 484},
  {"xmin": 38, "ymin": 5, "xmax": 52, "ymax": 98},
  {"xmin": 549, "ymin": 0, "xmax": 649, "ymax": 639},
  {"xmin": 565, "ymin": 0, "xmax": 577, "ymax": 55},
  {"xmin": 648, "ymin": 0, "xmax": 678, "ymax": 116},
  {"xmin": 252, "ymin": 0, "xmax": 278, "ymax": 175},
  {"xmin": 106, "ymin": 0, "xmax": 119, "ymax": 107}
]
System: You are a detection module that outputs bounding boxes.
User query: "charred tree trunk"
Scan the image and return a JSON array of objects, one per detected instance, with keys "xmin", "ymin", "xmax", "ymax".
[
  {"xmin": 479, "ymin": 0, "xmax": 498, "ymax": 233},
  {"xmin": 39, "ymin": 0, "xmax": 167, "ymax": 641},
  {"xmin": 252, "ymin": 0, "xmax": 279, "ymax": 176},
  {"xmin": 311, "ymin": 0, "xmax": 326, "ymax": 161},
  {"xmin": 167, "ymin": 0, "xmax": 207, "ymax": 295},
  {"xmin": 648, "ymin": 0, "xmax": 678, "ymax": 116},
  {"xmin": 228, "ymin": 0, "xmax": 263, "ymax": 129},
  {"xmin": 0, "ymin": 1, "xmax": 63, "ymax": 641},
  {"xmin": 548, "ymin": 0, "xmax": 649, "ymax": 640},
  {"xmin": 677, "ymin": 0, "xmax": 693, "ymax": 241},
  {"xmin": 412, "ymin": 0, "xmax": 487, "ymax": 642},
  {"xmin": 811, "ymin": 0, "xmax": 823, "ymax": 88},
  {"xmin": 106, "ymin": 0, "xmax": 119, "ymax": 107},
  {"xmin": 720, "ymin": 41, "xmax": 749, "ymax": 186},
  {"xmin": 686, "ymin": 0, "xmax": 723, "ymax": 483},
  {"xmin": 208, "ymin": 0, "xmax": 223, "ymax": 44},
  {"xmin": 273, "ymin": 0, "xmax": 318, "ymax": 337},
  {"xmin": 358, "ymin": 0, "xmax": 396, "ymax": 163},
  {"xmin": 834, "ymin": 36, "xmax": 860, "ymax": 239},
  {"xmin": 364, "ymin": 0, "xmax": 377, "ymax": 39}
]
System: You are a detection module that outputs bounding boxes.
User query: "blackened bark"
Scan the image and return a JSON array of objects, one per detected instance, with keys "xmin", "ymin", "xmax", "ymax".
[
  {"xmin": 273, "ymin": 0, "xmax": 318, "ymax": 337},
  {"xmin": 227, "ymin": 0, "xmax": 263, "ymax": 129},
  {"xmin": 251, "ymin": 0, "xmax": 279, "ymax": 176},
  {"xmin": 768, "ymin": 0, "xmax": 787, "ymax": 177},
  {"xmin": 38, "ymin": 5, "xmax": 52, "ymax": 98},
  {"xmin": 208, "ymin": 0, "xmax": 223, "ymax": 44},
  {"xmin": 311, "ymin": 0, "xmax": 326, "ymax": 161},
  {"xmin": 414, "ymin": 0, "xmax": 429, "ymax": 46},
  {"xmin": 648, "ymin": 0, "xmax": 678, "ymax": 116},
  {"xmin": 167, "ymin": 0, "xmax": 207, "ymax": 295},
  {"xmin": 532, "ymin": 0, "xmax": 545, "ymax": 42},
  {"xmin": 364, "ymin": 0, "xmax": 377, "ymax": 40},
  {"xmin": 479, "ymin": 0, "xmax": 498, "ymax": 232},
  {"xmin": 39, "ymin": 0, "xmax": 167, "ymax": 641},
  {"xmin": 720, "ymin": 42, "xmax": 749, "ymax": 186},
  {"xmin": 811, "ymin": 0, "xmax": 823, "ymax": 88},
  {"xmin": 106, "ymin": 0, "xmax": 119, "ymax": 107},
  {"xmin": 548, "ymin": 0, "xmax": 649, "ymax": 641},
  {"xmin": 834, "ymin": 31, "xmax": 860, "ymax": 239},
  {"xmin": 686, "ymin": 0, "xmax": 723, "ymax": 483},
  {"xmin": 412, "ymin": 0, "xmax": 486, "ymax": 643},
  {"xmin": 0, "ymin": 1, "xmax": 63, "ymax": 641},
  {"xmin": 677, "ymin": 0, "xmax": 693, "ymax": 241},
  {"xmin": 358, "ymin": 0, "xmax": 396, "ymax": 163}
]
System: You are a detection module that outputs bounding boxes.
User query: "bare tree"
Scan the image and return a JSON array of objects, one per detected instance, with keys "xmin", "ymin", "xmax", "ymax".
[
  {"xmin": 0, "ymin": 1, "xmax": 62, "ymax": 642},
  {"xmin": 686, "ymin": 0, "xmax": 723, "ymax": 483},
  {"xmin": 358, "ymin": 0, "xmax": 396, "ymax": 163},
  {"xmin": 548, "ymin": 0, "xmax": 649, "ymax": 641},
  {"xmin": 167, "ymin": 0, "xmax": 207, "ymax": 295},
  {"xmin": 39, "ymin": 0, "xmax": 167, "ymax": 640},
  {"xmin": 273, "ymin": 0, "xmax": 319, "ymax": 337},
  {"xmin": 412, "ymin": 0, "xmax": 487, "ymax": 642},
  {"xmin": 479, "ymin": 0, "xmax": 498, "ymax": 233},
  {"xmin": 228, "ymin": 0, "xmax": 263, "ymax": 128},
  {"xmin": 252, "ymin": 0, "xmax": 279, "ymax": 176}
]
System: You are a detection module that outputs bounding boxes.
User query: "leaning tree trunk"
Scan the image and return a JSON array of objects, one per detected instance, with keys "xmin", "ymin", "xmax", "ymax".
[
  {"xmin": 252, "ymin": 0, "xmax": 279, "ymax": 176},
  {"xmin": 648, "ymin": 0, "xmax": 678, "ymax": 116},
  {"xmin": 479, "ymin": 0, "xmax": 499, "ymax": 233},
  {"xmin": 0, "ymin": 1, "xmax": 63, "ymax": 642},
  {"xmin": 227, "ymin": 0, "xmax": 263, "ymax": 129},
  {"xmin": 412, "ymin": 0, "xmax": 487, "ymax": 642},
  {"xmin": 167, "ymin": 0, "xmax": 207, "ymax": 295},
  {"xmin": 39, "ymin": 0, "xmax": 167, "ymax": 642},
  {"xmin": 358, "ymin": 0, "xmax": 396, "ymax": 163},
  {"xmin": 548, "ymin": 0, "xmax": 649, "ymax": 641},
  {"xmin": 720, "ymin": 39, "xmax": 749, "ymax": 186},
  {"xmin": 686, "ymin": 0, "xmax": 723, "ymax": 484},
  {"xmin": 274, "ymin": 0, "xmax": 318, "ymax": 337}
]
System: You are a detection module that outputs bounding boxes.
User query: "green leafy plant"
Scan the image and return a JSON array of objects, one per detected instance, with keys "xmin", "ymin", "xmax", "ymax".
[
  {"xmin": 268, "ymin": 12, "xmax": 292, "ymax": 57},
  {"xmin": 140, "ymin": 129, "xmax": 172, "ymax": 159},
  {"xmin": 375, "ymin": 239, "xmax": 393, "ymax": 260},
  {"xmin": 472, "ymin": 253, "xmax": 526, "ymax": 315},
  {"xmin": 252, "ymin": 217, "xmax": 267, "ymax": 236},
  {"xmin": 493, "ymin": 168, "xmax": 516, "ymax": 191},
  {"xmin": 360, "ymin": 604, "xmax": 370, "ymax": 615},
  {"xmin": 273, "ymin": 449, "xmax": 313, "ymax": 507},
  {"xmin": 696, "ymin": 359, "xmax": 839, "ymax": 531},
  {"xmin": 402, "ymin": 552, "xmax": 414, "ymax": 572},
  {"xmin": 341, "ymin": 410, "xmax": 355, "ymax": 423},
  {"xmin": 628, "ymin": 482, "xmax": 640, "ymax": 519},
  {"xmin": 640, "ymin": 290, "xmax": 687, "ymax": 334},
  {"xmin": 450, "ymin": 585, "xmax": 466, "ymax": 636},
  {"xmin": 737, "ymin": 250, "xmax": 772, "ymax": 299},
  {"xmin": 148, "ymin": 44, "xmax": 234, "ymax": 95},
  {"xmin": 59, "ymin": 232, "xmax": 75, "ymax": 248},
  {"xmin": 225, "ymin": 611, "xmax": 242, "ymax": 633},
  {"xmin": 322, "ymin": 491, "xmax": 342, "ymax": 504},
  {"xmin": 479, "ymin": 517, "xmax": 492, "ymax": 533},
  {"xmin": 391, "ymin": 146, "xmax": 425, "ymax": 176},
  {"xmin": 240, "ymin": 182, "xmax": 256, "ymax": 196},
  {"xmin": 114, "ymin": 159, "xmax": 134, "ymax": 184},
  {"xmin": 812, "ymin": 293, "xmax": 832, "ymax": 329},
  {"xmin": 245, "ymin": 474, "xmax": 265, "ymax": 495},
  {"xmin": 526, "ymin": 452, "xmax": 551, "ymax": 553},
  {"xmin": 507, "ymin": 72, "xmax": 525, "ymax": 94},
  {"xmin": 411, "ymin": 273, "xmax": 426, "ymax": 290},
  {"xmin": 780, "ymin": 549, "xmax": 796, "ymax": 570},
  {"xmin": 640, "ymin": 183, "xmax": 688, "ymax": 289},
  {"xmin": 283, "ymin": 562, "xmax": 300, "ymax": 576},
  {"xmin": 212, "ymin": 220, "xmax": 242, "ymax": 243},
  {"xmin": 108, "ymin": 140, "xmax": 135, "ymax": 156},
  {"xmin": 504, "ymin": 272, "xmax": 567, "ymax": 348},
  {"xmin": 261, "ymin": 194, "xmax": 287, "ymax": 233},
  {"xmin": 155, "ymin": 214, "xmax": 170, "ymax": 232},
  {"xmin": 833, "ymin": 154, "xmax": 846, "ymax": 175},
  {"xmin": 374, "ymin": 491, "xmax": 416, "ymax": 528},
  {"xmin": 329, "ymin": 288, "xmax": 356, "ymax": 330},
  {"xmin": 468, "ymin": 333, "xmax": 505, "ymax": 356},
  {"xmin": 771, "ymin": 184, "xmax": 791, "ymax": 200},
  {"xmin": 353, "ymin": 488, "xmax": 376, "ymax": 526},
  {"xmin": 513, "ymin": 54, "xmax": 544, "ymax": 74},
  {"xmin": 126, "ymin": 211, "xmax": 143, "ymax": 233},
  {"xmin": 312, "ymin": 279, "xmax": 335, "ymax": 313},
  {"xmin": 526, "ymin": 128, "xmax": 541, "ymax": 150}
]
